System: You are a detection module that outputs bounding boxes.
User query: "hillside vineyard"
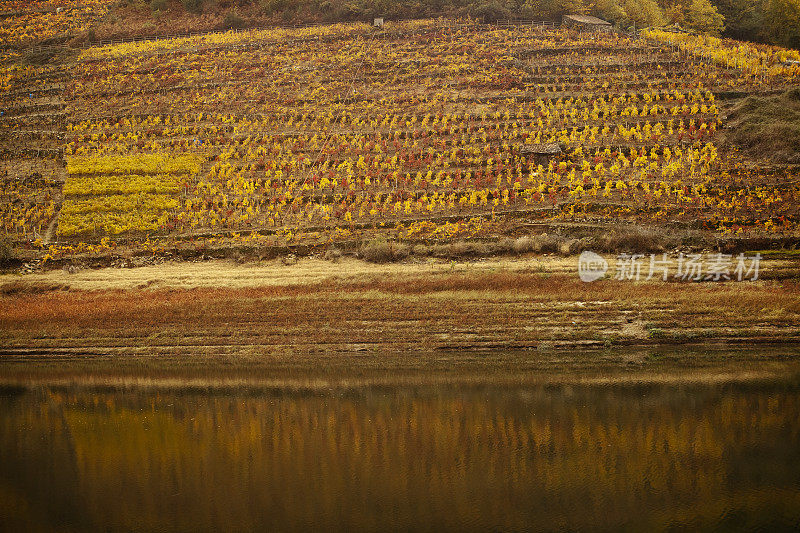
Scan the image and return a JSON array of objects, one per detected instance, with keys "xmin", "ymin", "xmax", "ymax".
[{"xmin": 3, "ymin": 20, "xmax": 800, "ymax": 252}]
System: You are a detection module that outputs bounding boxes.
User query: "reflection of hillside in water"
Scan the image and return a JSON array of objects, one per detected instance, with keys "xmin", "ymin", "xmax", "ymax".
[{"xmin": 1, "ymin": 384, "xmax": 800, "ymax": 531}]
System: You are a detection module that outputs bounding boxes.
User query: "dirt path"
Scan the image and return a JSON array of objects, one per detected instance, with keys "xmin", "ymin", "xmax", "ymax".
[
  {"xmin": 3, "ymin": 254, "xmax": 798, "ymax": 291},
  {"xmin": 42, "ymin": 208, "xmax": 60, "ymax": 244},
  {"xmin": 0, "ymin": 256, "xmax": 579, "ymax": 291}
]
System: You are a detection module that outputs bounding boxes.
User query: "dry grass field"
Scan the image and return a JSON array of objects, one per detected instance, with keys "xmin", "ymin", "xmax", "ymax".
[{"xmin": 2, "ymin": 255, "xmax": 799, "ymax": 359}]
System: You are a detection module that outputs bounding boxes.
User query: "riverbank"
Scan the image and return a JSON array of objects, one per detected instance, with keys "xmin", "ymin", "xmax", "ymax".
[
  {"xmin": 1, "ymin": 346, "xmax": 799, "ymax": 392},
  {"xmin": 1, "ymin": 256, "xmax": 799, "ymax": 358}
]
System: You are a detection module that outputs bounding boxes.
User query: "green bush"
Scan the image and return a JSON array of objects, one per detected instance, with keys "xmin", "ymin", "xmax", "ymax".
[
  {"xmin": 0, "ymin": 234, "xmax": 15, "ymax": 265},
  {"xmin": 181, "ymin": 0, "xmax": 204, "ymax": 13},
  {"xmin": 260, "ymin": 0, "xmax": 300, "ymax": 15},
  {"xmin": 223, "ymin": 11, "xmax": 247, "ymax": 28},
  {"xmin": 471, "ymin": 1, "xmax": 512, "ymax": 23}
]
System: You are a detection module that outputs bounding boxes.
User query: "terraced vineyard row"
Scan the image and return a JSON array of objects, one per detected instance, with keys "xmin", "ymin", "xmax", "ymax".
[{"xmin": 1, "ymin": 58, "xmax": 67, "ymax": 244}]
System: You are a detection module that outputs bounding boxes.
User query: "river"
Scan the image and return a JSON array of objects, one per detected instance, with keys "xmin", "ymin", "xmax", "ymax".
[{"xmin": 1, "ymin": 348, "xmax": 799, "ymax": 531}]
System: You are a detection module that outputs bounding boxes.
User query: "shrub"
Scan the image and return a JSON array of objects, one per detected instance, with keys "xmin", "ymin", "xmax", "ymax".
[
  {"xmin": 360, "ymin": 240, "xmax": 390, "ymax": 262},
  {"xmin": 222, "ymin": 11, "xmax": 247, "ymax": 29},
  {"xmin": 539, "ymin": 234, "xmax": 567, "ymax": 253},
  {"xmin": 258, "ymin": 0, "xmax": 301, "ymax": 19},
  {"xmin": 558, "ymin": 238, "xmax": 581, "ymax": 256},
  {"xmin": 0, "ymin": 234, "xmax": 14, "ymax": 265},
  {"xmin": 498, "ymin": 237, "xmax": 515, "ymax": 252},
  {"xmin": 450, "ymin": 240, "xmax": 470, "ymax": 256},
  {"xmin": 395, "ymin": 243, "xmax": 410, "ymax": 259},
  {"xmin": 448, "ymin": 240, "xmax": 490, "ymax": 257},
  {"xmin": 181, "ymin": 0, "xmax": 204, "ymax": 14},
  {"xmin": 510, "ymin": 234, "xmax": 565, "ymax": 254},
  {"xmin": 465, "ymin": 241, "xmax": 490, "ymax": 256},
  {"xmin": 429, "ymin": 244, "xmax": 451, "ymax": 258},
  {"xmin": 471, "ymin": 1, "xmax": 512, "ymax": 23},
  {"xmin": 360, "ymin": 240, "xmax": 408, "ymax": 262},
  {"xmin": 597, "ymin": 225, "xmax": 673, "ymax": 253},
  {"xmin": 412, "ymin": 244, "xmax": 430, "ymax": 256},
  {"xmin": 323, "ymin": 247, "xmax": 342, "ymax": 261},
  {"xmin": 512, "ymin": 236, "xmax": 534, "ymax": 253}
]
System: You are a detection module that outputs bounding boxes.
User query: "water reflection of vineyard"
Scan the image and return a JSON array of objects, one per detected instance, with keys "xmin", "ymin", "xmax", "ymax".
[{"xmin": 2, "ymin": 386, "xmax": 799, "ymax": 530}]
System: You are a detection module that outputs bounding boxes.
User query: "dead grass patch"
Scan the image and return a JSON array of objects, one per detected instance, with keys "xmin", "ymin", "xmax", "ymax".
[
  {"xmin": 0, "ymin": 280, "xmax": 69, "ymax": 296},
  {"xmin": 725, "ymin": 89, "xmax": 800, "ymax": 163}
]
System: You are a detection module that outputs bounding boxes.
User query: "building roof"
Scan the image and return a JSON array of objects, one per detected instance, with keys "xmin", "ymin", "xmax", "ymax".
[{"xmin": 563, "ymin": 15, "xmax": 612, "ymax": 26}]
